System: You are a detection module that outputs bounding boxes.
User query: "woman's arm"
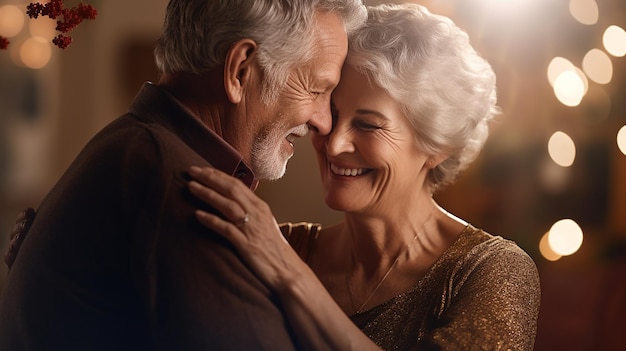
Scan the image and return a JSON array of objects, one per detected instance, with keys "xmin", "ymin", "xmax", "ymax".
[{"xmin": 187, "ymin": 166, "xmax": 381, "ymax": 351}]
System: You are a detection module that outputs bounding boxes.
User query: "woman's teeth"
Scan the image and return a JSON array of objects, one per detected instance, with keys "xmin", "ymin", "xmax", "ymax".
[{"xmin": 331, "ymin": 164, "xmax": 365, "ymax": 176}]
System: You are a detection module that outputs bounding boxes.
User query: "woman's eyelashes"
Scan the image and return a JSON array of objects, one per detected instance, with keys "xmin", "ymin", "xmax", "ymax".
[
  {"xmin": 329, "ymin": 113, "xmax": 382, "ymax": 132},
  {"xmin": 329, "ymin": 103, "xmax": 382, "ymax": 132},
  {"xmin": 354, "ymin": 119, "xmax": 382, "ymax": 131}
]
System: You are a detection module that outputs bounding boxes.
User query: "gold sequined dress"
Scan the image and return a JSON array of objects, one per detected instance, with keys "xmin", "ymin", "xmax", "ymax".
[{"xmin": 281, "ymin": 223, "xmax": 540, "ymax": 351}]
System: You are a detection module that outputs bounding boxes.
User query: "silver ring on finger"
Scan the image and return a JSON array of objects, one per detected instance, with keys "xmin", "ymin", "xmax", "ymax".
[{"xmin": 234, "ymin": 213, "xmax": 250, "ymax": 228}]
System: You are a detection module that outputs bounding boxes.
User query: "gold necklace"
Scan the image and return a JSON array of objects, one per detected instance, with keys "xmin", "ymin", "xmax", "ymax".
[{"xmin": 347, "ymin": 211, "xmax": 433, "ymax": 314}]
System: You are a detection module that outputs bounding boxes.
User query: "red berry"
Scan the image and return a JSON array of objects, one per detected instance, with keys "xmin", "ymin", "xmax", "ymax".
[
  {"xmin": 52, "ymin": 34, "xmax": 72, "ymax": 49},
  {"xmin": 0, "ymin": 36, "xmax": 10, "ymax": 50}
]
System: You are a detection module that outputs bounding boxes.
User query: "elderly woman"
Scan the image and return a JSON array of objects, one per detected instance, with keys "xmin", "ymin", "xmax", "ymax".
[{"xmin": 188, "ymin": 3, "xmax": 540, "ymax": 350}]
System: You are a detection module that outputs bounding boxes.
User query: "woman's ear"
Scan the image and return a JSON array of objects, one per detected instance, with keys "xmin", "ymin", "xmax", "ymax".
[
  {"xmin": 427, "ymin": 154, "xmax": 448, "ymax": 169},
  {"xmin": 224, "ymin": 39, "xmax": 257, "ymax": 104}
]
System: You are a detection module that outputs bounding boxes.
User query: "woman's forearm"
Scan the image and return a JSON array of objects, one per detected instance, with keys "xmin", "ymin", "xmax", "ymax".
[{"xmin": 273, "ymin": 261, "xmax": 382, "ymax": 351}]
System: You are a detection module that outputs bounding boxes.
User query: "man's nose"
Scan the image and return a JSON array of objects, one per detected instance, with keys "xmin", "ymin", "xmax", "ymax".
[{"xmin": 307, "ymin": 102, "xmax": 333, "ymax": 136}]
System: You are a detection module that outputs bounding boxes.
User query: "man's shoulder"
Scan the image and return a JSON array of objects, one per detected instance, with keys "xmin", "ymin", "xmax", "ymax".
[{"xmin": 84, "ymin": 113, "xmax": 190, "ymax": 160}]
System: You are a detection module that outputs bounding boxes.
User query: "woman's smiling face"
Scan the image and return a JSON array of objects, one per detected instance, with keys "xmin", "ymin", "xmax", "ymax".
[{"xmin": 311, "ymin": 64, "xmax": 432, "ymax": 215}]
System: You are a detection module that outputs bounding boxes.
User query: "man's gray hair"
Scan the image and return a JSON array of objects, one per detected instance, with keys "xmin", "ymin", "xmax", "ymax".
[{"xmin": 154, "ymin": 0, "xmax": 367, "ymax": 104}]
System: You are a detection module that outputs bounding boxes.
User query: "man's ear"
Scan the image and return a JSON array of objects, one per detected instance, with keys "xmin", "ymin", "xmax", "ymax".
[{"xmin": 224, "ymin": 39, "xmax": 257, "ymax": 104}]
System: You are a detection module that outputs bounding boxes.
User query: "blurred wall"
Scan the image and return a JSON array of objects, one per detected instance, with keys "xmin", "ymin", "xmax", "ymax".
[{"xmin": 0, "ymin": 0, "xmax": 168, "ymax": 292}]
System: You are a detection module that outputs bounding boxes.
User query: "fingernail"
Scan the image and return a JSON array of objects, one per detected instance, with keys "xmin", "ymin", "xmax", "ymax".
[{"xmin": 189, "ymin": 166, "xmax": 202, "ymax": 175}]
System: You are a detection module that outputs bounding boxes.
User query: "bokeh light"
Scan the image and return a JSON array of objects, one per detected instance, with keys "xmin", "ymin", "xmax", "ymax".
[
  {"xmin": 547, "ymin": 219, "xmax": 584, "ymax": 256},
  {"xmin": 603, "ymin": 25, "xmax": 626, "ymax": 57},
  {"xmin": 582, "ymin": 48, "xmax": 612, "ymax": 84},
  {"xmin": 539, "ymin": 232, "xmax": 562, "ymax": 261},
  {"xmin": 29, "ymin": 16, "xmax": 56, "ymax": 40},
  {"xmin": 617, "ymin": 125, "xmax": 626, "ymax": 156},
  {"xmin": 19, "ymin": 36, "xmax": 52, "ymax": 69},
  {"xmin": 0, "ymin": 4, "xmax": 25, "ymax": 37},
  {"xmin": 553, "ymin": 69, "xmax": 586, "ymax": 106},
  {"xmin": 547, "ymin": 57, "xmax": 589, "ymax": 106},
  {"xmin": 547, "ymin": 57, "xmax": 574, "ymax": 86},
  {"xmin": 548, "ymin": 131, "xmax": 576, "ymax": 167},
  {"xmin": 569, "ymin": 0, "xmax": 598, "ymax": 25}
]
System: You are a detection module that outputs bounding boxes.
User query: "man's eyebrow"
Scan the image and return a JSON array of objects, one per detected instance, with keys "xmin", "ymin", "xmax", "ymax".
[{"xmin": 320, "ymin": 82, "xmax": 338, "ymax": 93}]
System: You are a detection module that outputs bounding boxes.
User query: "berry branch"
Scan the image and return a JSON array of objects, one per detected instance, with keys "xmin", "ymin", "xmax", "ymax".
[{"xmin": 1, "ymin": 0, "xmax": 97, "ymax": 50}]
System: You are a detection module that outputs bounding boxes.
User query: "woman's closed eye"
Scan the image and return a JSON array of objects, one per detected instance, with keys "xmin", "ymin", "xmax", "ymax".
[{"xmin": 354, "ymin": 120, "xmax": 382, "ymax": 131}]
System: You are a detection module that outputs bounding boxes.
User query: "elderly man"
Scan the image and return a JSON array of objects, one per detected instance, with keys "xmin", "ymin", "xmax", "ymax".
[{"xmin": 0, "ymin": 1, "xmax": 366, "ymax": 350}]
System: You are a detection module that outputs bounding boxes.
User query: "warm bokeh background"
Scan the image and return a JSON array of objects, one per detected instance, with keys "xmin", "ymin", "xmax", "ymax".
[{"xmin": 1, "ymin": 0, "xmax": 625, "ymax": 349}]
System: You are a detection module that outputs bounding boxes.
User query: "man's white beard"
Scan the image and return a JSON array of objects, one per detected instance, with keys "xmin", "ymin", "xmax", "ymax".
[{"xmin": 251, "ymin": 124, "xmax": 308, "ymax": 181}]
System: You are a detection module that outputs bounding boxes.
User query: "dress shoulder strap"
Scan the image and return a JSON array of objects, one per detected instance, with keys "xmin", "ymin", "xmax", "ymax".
[{"xmin": 279, "ymin": 222, "xmax": 322, "ymax": 263}]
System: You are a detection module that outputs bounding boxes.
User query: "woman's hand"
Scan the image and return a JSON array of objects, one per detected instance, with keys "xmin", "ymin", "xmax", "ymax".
[
  {"xmin": 5, "ymin": 208, "xmax": 36, "ymax": 271},
  {"xmin": 187, "ymin": 166, "xmax": 303, "ymax": 290},
  {"xmin": 187, "ymin": 166, "xmax": 382, "ymax": 350}
]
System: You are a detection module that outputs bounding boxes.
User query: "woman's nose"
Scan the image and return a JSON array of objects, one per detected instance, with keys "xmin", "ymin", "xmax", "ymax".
[{"xmin": 325, "ymin": 126, "xmax": 354, "ymax": 156}]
